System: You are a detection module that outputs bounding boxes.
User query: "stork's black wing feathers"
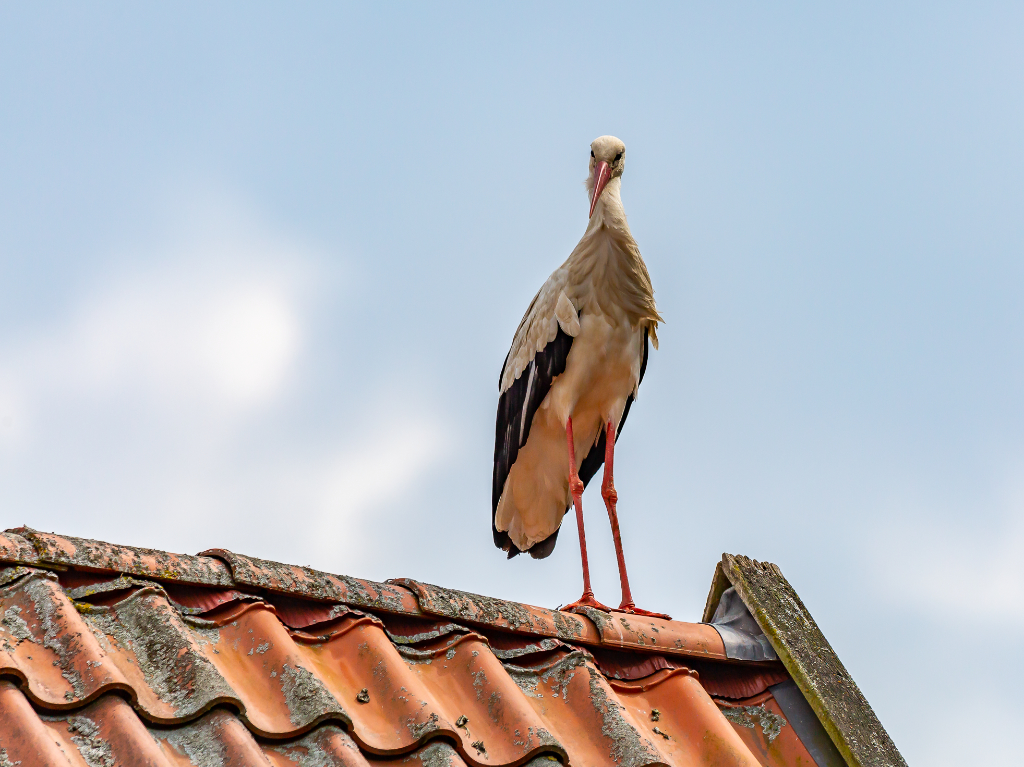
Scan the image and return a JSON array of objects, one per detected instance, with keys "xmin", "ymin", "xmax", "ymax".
[
  {"xmin": 492, "ymin": 325, "xmax": 574, "ymax": 559},
  {"xmin": 577, "ymin": 327, "xmax": 650, "ymax": 488}
]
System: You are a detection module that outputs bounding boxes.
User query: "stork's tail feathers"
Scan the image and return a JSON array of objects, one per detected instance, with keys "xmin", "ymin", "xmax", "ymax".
[{"xmin": 501, "ymin": 527, "xmax": 560, "ymax": 560}]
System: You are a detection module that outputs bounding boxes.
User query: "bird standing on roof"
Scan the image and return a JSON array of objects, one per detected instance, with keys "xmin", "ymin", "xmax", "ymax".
[{"xmin": 492, "ymin": 136, "xmax": 669, "ymax": 619}]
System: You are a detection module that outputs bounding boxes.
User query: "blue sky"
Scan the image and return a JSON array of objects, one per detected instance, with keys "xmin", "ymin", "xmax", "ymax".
[{"xmin": 2, "ymin": 4, "xmax": 1022, "ymax": 763}]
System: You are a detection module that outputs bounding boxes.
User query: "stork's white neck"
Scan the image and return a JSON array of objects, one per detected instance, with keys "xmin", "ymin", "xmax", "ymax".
[{"xmin": 586, "ymin": 177, "xmax": 628, "ymax": 235}]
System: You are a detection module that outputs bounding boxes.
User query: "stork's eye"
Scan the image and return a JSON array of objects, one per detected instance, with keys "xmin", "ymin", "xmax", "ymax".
[
  {"xmin": 614, "ymin": 152, "xmax": 622, "ymax": 162},
  {"xmin": 590, "ymin": 150, "xmax": 595, "ymax": 158}
]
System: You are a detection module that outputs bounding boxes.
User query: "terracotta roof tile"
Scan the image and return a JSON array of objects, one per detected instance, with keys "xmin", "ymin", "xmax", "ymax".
[
  {"xmin": 0, "ymin": 529, "xmax": 837, "ymax": 767},
  {"xmin": 0, "ymin": 531, "xmax": 39, "ymax": 566}
]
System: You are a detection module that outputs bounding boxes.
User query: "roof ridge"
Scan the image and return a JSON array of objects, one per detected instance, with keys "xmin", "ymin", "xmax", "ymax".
[{"xmin": 1, "ymin": 528, "xmax": 729, "ymax": 662}]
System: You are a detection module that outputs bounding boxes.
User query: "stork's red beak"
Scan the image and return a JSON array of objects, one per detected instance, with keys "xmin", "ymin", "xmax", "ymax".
[{"xmin": 589, "ymin": 160, "xmax": 611, "ymax": 218}]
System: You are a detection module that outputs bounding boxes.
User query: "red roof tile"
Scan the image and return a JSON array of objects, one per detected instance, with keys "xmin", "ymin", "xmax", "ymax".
[{"xmin": 0, "ymin": 529, "xmax": 835, "ymax": 767}]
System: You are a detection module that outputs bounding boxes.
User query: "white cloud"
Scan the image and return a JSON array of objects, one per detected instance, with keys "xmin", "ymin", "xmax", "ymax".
[
  {"xmin": 201, "ymin": 286, "xmax": 298, "ymax": 403},
  {"xmin": 0, "ymin": 209, "xmax": 309, "ymax": 462},
  {"xmin": 305, "ymin": 416, "xmax": 452, "ymax": 564},
  {"xmin": 0, "ymin": 191, "xmax": 454, "ymax": 565},
  {"xmin": 16, "ymin": 273, "xmax": 300, "ymax": 412}
]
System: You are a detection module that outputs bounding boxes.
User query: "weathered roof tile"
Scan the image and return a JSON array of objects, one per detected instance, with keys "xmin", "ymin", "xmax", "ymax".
[{"xmin": 0, "ymin": 531, "xmax": 872, "ymax": 767}]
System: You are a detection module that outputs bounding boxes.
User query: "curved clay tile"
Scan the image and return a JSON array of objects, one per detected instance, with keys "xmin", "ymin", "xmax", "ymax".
[
  {"xmin": 0, "ymin": 570, "xmax": 135, "ymax": 709},
  {"xmin": 1, "ymin": 535, "xmax": 844, "ymax": 767}
]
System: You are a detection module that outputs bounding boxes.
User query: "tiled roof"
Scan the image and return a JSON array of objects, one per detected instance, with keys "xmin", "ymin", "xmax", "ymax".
[{"xmin": 0, "ymin": 528, "xmax": 856, "ymax": 767}]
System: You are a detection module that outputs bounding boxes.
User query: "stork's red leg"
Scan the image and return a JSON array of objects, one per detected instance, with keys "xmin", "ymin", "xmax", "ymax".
[
  {"xmin": 559, "ymin": 417, "xmax": 614, "ymax": 614},
  {"xmin": 602, "ymin": 420, "xmax": 672, "ymax": 620}
]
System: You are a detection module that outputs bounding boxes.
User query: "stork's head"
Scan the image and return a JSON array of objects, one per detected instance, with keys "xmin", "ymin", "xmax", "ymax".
[{"xmin": 587, "ymin": 135, "xmax": 626, "ymax": 218}]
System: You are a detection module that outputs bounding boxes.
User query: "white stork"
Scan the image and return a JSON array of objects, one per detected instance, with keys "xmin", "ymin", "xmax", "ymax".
[{"xmin": 492, "ymin": 135, "xmax": 668, "ymax": 618}]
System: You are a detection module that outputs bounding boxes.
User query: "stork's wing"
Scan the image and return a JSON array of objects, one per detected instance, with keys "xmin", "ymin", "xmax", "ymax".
[
  {"xmin": 493, "ymin": 270, "xmax": 579, "ymax": 556},
  {"xmin": 577, "ymin": 327, "xmax": 650, "ymax": 487},
  {"xmin": 497, "ymin": 268, "xmax": 579, "ymax": 394}
]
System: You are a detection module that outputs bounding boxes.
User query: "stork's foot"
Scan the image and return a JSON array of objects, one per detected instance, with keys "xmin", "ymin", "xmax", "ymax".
[
  {"xmin": 613, "ymin": 603, "xmax": 672, "ymax": 621},
  {"xmin": 560, "ymin": 591, "xmax": 614, "ymax": 614}
]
